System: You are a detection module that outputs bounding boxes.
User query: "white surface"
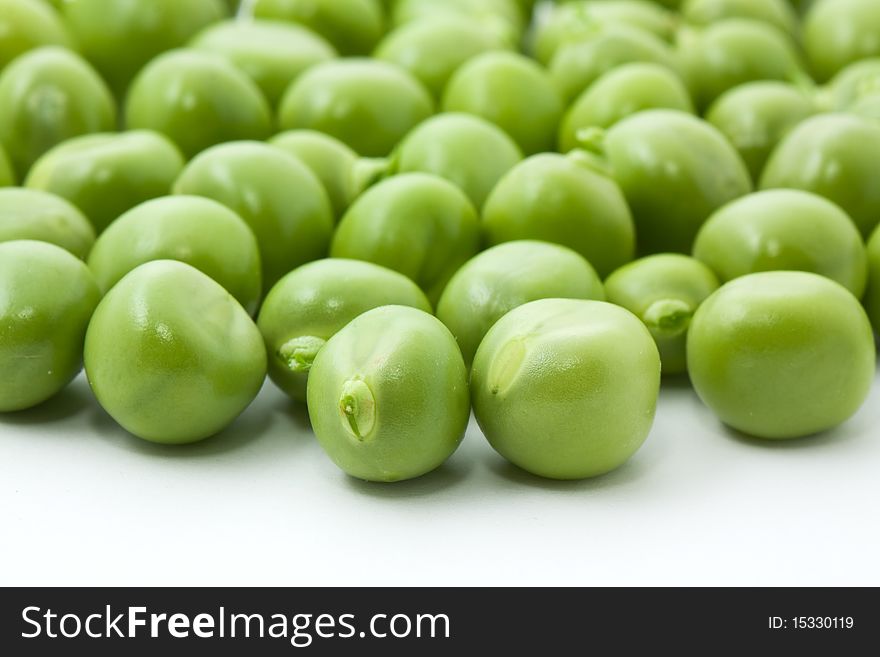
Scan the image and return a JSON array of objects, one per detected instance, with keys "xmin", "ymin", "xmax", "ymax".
[{"xmin": 2, "ymin": 370, "xmax": 879, "ymax": 587}]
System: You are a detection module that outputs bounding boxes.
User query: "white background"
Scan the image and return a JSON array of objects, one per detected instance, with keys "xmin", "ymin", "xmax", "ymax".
[{"xmin": 1, "ymin": 368, "xmax": 878, "ymax": 587}]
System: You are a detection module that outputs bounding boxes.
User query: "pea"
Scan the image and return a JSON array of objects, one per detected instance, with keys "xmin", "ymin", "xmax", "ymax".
[
  {"xmin": 804, "ymin": 0, "xmax": 880, "ymax": 83},
  {"xmin": 482, "ymin": 153, "xmax": 635, "ymax": 277},
  {"xmin": 87, "ymin": 196, "xmax": 262, "ymax": 314},
  {"xmin": 866, "ymin": 225, "xmax": 880, "ymax": 332},
  {"xmin": 174, "ymin": 141, "xmax": 334, "ymax": 296},
  {"xmin": 84, "ymin": 260, "xmax": 267, "ymax": 444},
  {"xmin": 0, "ymin": 188, "xmax": 94, "ymax": 259},
  {"xmin": 307, "ymin": 305, "xmax": 469, "ymax": 483},
  {"xmin": 0, "ymin": 144, "xmax": 15, "ymax": 187},
  {"xmin": 437, "ymin": 241, "xmax": 605, "ymax": 368},
  {"xmin": 442, "ymin": 52, "xmax": 563, "ymax": 155},
  {"xmin": 471, "ymin": 298, "xmax": 661, "ymax": 480},
  {"xmin": 0, "ymin": 240, "xmax": 101, "ymax": 412},
  {"xmin": 605, "ymin": 254, "xmax": 719, "ymax": 375},
  {"xmin": 0, "ymin": 0, "xmax": 72, "ymax": 73},
  {"xmin": 258, "ymin": 259, "xmax": 431, "ymax": 402},
  {"xmin": 278, "ymin": 59, "xmax": 434, "ymax": 158},
  {"xmin": 687, "ymin": 271, "xmax": 876, "ymax": 439},
  {"xmin": 24, "ymin": 130, "xmax": 185, "ymax": 234},
  {"xmin": 825, "ymin": 58, "xmax": 880, "ymax": 110},
  {"xmin": 0, "ymin": 47, "xmax": 115, "ymax": 177},
  {"xmin": 125, "ymin": 49, "xmax": 272, "ymax": 160},
  {"xmin": 330, "ymin": 173, "xmax": 480, "ymax": 303},
  {"xmin": 681, "ymin": 0, "xmax": 798, "ymax": 38}
]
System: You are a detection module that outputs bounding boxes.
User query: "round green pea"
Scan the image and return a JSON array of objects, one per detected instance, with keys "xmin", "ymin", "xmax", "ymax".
[
  {"xmin": 0, "ymin": 240, "xmax": 100, "ymax": 412},
  {"xmin": 471, "ymin": 298, "xmax": 661, "ymax": 480},
  {"xmin": 866, "ymin": 225, "xmax": 880, "ymax": 332},
  {"xmin": 0, "ymin": 188, "xmax": 94, "ymax": 259},
  {"xmin": 0, "ymin": 0, "xmax": 72, "ymax": 73},
  {"xmin": 84, "ymin": 260, "xmax": 267, "ymax": 444},
  {"xmin": 825, "ymin": 59, "xmax": 880, "ymax": 110},
  {"xmin": 804, "ymin": 0, "xmax": 880, "ymax": 82},
  {"xmin": 24, "ymin": 130, "xmax": 185, "ymax": 234},
  {"xmin": 688, "ymin": 271, "xmax": 876, "ymax": 439},
  {"xmin": 258, "ymin": 259, "xmax": 431, "ymax": 401},
  {"xmin": 87, "ymin": 196, "xmax": 262, "ymax": 314},
  {"xmin": 307, "ymin": 305, "xmax": 469, "ymax": 483},
  {"xmin": 681, "ymin": 0, "xmax": 798, "ymax": 38}
]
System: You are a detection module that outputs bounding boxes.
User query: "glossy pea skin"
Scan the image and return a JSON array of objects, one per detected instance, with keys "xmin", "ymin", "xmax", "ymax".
[
  {"xmin": 84, "ymin": 260, "xmax": 267, "ymax": 444},
  {"xmin": 87, "ymin": 196, "xmax": 262, "ymax": 314},
  {"xmin": 0, "ymin": 188, "xmax": 94, "ymax": 259},
  {"xmin": 760, "ymin": 113, "xmax": 880, "ymax": 239},
  {"xmin": 866, "ymin": 226, "xmax": 880, "ymax": 333},
  {"xmin": 0, "ymin": 47, "xmax": 115, "ymax": 178},
  {"xmin": 482, "ymin": 153, "xmax": 636, "ymax": 278},
  {"xmin": 331, "ymin": 173, "xmax": 480, "ymax": 304},
  {"xmin": 307, "ymin": 305, "xmax": 470, "ymax": 483},
  {"xmin": 190, "ymin": 19, "xmax": 337, "ymax": 107},
  {"xmin": 825, "ymin": 59, "xmax": 880, "ymax": 110},
  {"xmin": 437, "ymin": 241, "xmax": 606, "ymax": 368},
  {"xmin": 24, "ymin": 130, "xmax": 185, "ymax": 234},
  {"xmin": 850, "ymin": 94, "xmax": 880, "ymax": 123},
  {"xmin": 0, "ymin": 144, "xmax": 13, "ymax": 187},
  {"xmin": 687, "ymin": 271, "xmax": 876, "ymax": 439},
  {"xmin": 558, "ymin": 63, "xmax": 694, "ymax": 152},
  {"xmin": 0, "ymin": 240, "xmax": 101, "ymax": 412},
  {"xmin": 681, "ymin": 0, "xmax": 798, "ymax": 38},
  {"xmin": 278, "ymin": 59, "xmax": 434, "ymax": 158},
  {"xmin": 393, "ymin": 113, "xmax": 523, "ymax": 210},
  {"xmin": 471, "ymin": 298, "xmax": 661, "ymax": 480},
  {"xmin": 442, "ymin": 52, "xmax": 563, "ymax": 156},
  {"xmin": 391, "ymin": 0, "xmax": 524, "ymax": 44},
  {"xmin": 125, "ymin": 49, "xmax": 272, "ymax": 160},
  {"xmin": 0, "ymin": 0, "xmax": 72, "ymax": 73},
  {"xmin": 258, "ymin": 259, "xmax": 431, "ymax": 402},
  {"xmin": 804, "ymin": 0, "xmax": 880, "ymax": 83},
  {"xmin": 706, "ymin": 81, "xmax": 816, "ymax": 182},
  {"xmin": 174, "ymin": 141, "xmax": 334, "ymax": 296}
]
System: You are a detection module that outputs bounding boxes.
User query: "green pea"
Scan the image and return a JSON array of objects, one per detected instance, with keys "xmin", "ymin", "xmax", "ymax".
[
  {"xmin": 804, "ymin": 0, "xmax": 880, "ymax": 83},
  {"xmin": 681, "ymin": 0, "xmax": 798, "ymax": 38},
  {"xmin": 442, "ymin": 52, "xmax": 563, "ymax": 156},
  {"xmin": 471, "ymin": 298, "xmax": 661, "ymax": 480},
  {"xmin": 174, "ymin": 141, "xmax": 334, "ymax": 296},
  {"xmin": 0, "ymin": 240, "xmax": 100, "ymax": 412},
  {"xmin": 331, "ymin": 173, "xmax": 480, "ymax": 304},
  {"xmin": 0, "ymin": 47, "xmax": 115, "ymax": 177},
  {"xmin": 0, "ymin": 144, "xmax": 15, "ymax": 187},
  {"xmin": 392, "ymin": 112, "xmax": 523, "ymax": 210},
  {"xmin": 687, "ymin": 271, "xmax": 876, "ymax": 439},
  {"xmin": 391, "ymin": 0, "xmax": 524, "ymax": 43},
  {"xmin": 278, "ymin": 59, "xmax": 434, "ymax": 158},
  {"xmin": 24, "ymin": 130, "xmax": 185, "ymax": 234},
  {"xmin": 825, "ymin": 58, "xmax": 880, "ymax": 110},
  {"xmin": 87, "ymin": 196, "xmax": 261, "ymax": 314},
  {"xmin": 558, "ymin": 63, "xmax": 694, "ymax": 152},
  {"xmin": 866, "ymin": 225, "xmax": 880, "ymax": 332},
  {"xmin": 760, "ymin": 113, "xmax": 880, "ymax": 238},
  {"xmin": 437, "ymin": 241, "xmax": 605, "ymax": 368},
  {"xmin": 258, "ymin": 259, "xmax": 431, "ymax": 402},
  {"xmin": 0, "ymin": 0, "xmax": 72, "ymax": 73},
  {"xmin": 190, "ymin": 18, "xmax": 337, "ymax": 107},
  {"xmin": 307, "ymin": 305, "xmax": 469, "ymax": 483},
  {"xmin": 0, "ymin": 188, "xmax": 94, "ymax": 259},
  {"xmin": 482, "ymin": 153, "xmax": 635, "ymax": 277},
  {"xmin": 125, "ymin": 49, "xmax": 272, "ymax": 160}
]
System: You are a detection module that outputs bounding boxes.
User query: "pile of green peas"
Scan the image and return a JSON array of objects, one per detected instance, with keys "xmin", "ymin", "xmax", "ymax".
[{"xmin": 1, "ymin": 0, "xmax": 879, "ymax": 483}]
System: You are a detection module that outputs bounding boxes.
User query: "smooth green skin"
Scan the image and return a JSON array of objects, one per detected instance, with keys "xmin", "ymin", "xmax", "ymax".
[
  {"xmin": 87, "ymin": 196, "xmax": 262, "ymax": 314},
  {"xmin": 437, "ymin": 241, "xmax": 605, "ymax": 368},
  {"xmin": 826, "ymin": 59, "xmax": 880, "ymax": 110},
  {"xmin": 252, "ymin": 0, "xmax": 384, "ymax": 57},
  {"xmin": 482, "ymin": 153, "xmax": 636, "ymax": 278},
  {"xmin": 0, "ymin": 188, "xmax": 94, "ymax": 259},
  {"xmin": 804, "ymin": 0, "xmax": 880, "ymax": 83},
  {"xmin": 391, "ymin": 0, "xmax": 524, "ymax": 43},
  {"xmin": 693, "ymin": 190, "xmax": 868, "ymax": 298},
  {"xmin": 706, "ymin": 81, "xmax": 817, "ymax": 182},
  {"xmin": 558, "ymin": 63, "xmax": 694, "ymax": 153},
  {"xmin": 307, "ymin": 305, "xmax": 469, "ymax": 483},
  {"xmin": 601, "ymin": 109, "xmax": 753, "ymax": 255},
  {"xmin": 0, "ymin": 47, "xmax": 115, "ymax": 178},
  {"xmin": 191, "ymin": 19, "xmax": 337, "ymax": 107},
  {"xmin": 687, "ymin": 271, "xmax": 876, "ymax": 439},
  {"xmin": 677, "ymin": 19, "xmax": 804, "ymax": 112},
  {"xmin": 174, "ymin": 141, "xmax": 334, "ymax": 296},
  {"xmin": 471, "ymin": 298, "xmax": 661, "ymax": 480},
  {"xmin": 393, "ymin": 113, "xmax": 523, "ymax": 210},
  {"xmin": 61, "ymin": 0, "xmax": 225, "ymax": 97},
  {"xmin": 0, "ymin": 144, "xmax": 16, "ymax": 186},
  {"xmin": 850, "ymin": 94, "xmax": 880, "ymax": 123},
  {"xmin": 681, "ymin": 0, "xmax": 798, "ymax": 37},
  {"xmin": 0, "ymin": 0, "xmax": 73, "ymax": 73},
  {"xmin": 258, "ymin": 258, "xmax": 431, "ymax": 401},
  {"xmin": 331, "ymin": 173, "xmax": 480, "ymax": 304},
  {"xmin": 605, "ymin": 254, "xmax": 719, "ymax": 375},
  {"xmin": 278, "ymin": 59, "xmax": 434, "ymax": 158},
  {"xmin": 442, "ymin": 52, "xmax": 563, "ymax": 156},
  {"xmin": 125, "ymin": 49, "xmax": 272, "ymax": 160},
  {"xmin": 0, "ymin": 240, "xmax": 100, "ymax": 412},
  {"xmin": 549, "ymin": 24, "xmax": 679, "ymax": 103},
  {"xmin": 24, "ymin": 130, "xmax": 185, "ymax": 234},
  {"xmin": 760, "ymin": 113, "xmax": 880, "ymax": 239},
  {"xmin": 866, "ymin": 225, "xmax": 880, "ymax": 333}
]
